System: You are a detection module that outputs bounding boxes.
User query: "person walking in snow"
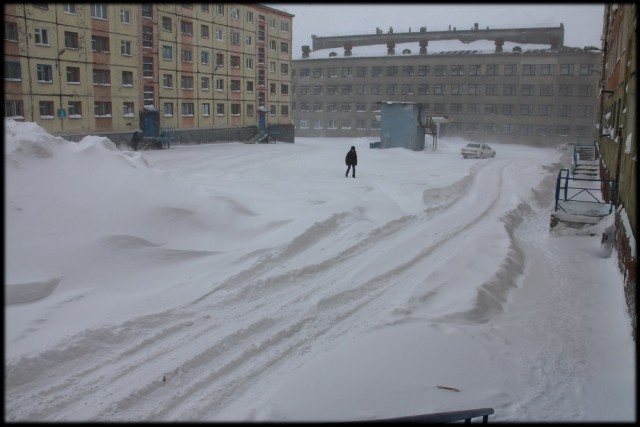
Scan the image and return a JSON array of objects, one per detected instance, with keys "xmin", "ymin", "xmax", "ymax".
[{"xmin": 345, "ymin": 146, "xmax": 357, "ymax": 178}]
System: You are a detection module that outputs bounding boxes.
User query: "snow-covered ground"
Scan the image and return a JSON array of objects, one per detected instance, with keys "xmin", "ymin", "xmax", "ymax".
[{"xmin": 5, "ymin": 119, "xmax": 635, "ymax": 422}]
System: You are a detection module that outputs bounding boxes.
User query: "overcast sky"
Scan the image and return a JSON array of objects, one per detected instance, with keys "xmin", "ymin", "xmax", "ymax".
[{"xmin": 267, "ymin": 4, "xmax": 605, "ymax": 55}]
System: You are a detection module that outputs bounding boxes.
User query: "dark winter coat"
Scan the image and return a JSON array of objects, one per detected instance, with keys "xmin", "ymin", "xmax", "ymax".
[{"xmin": 345, "ymin": 148, "xmax": 357, "ymax": 166}]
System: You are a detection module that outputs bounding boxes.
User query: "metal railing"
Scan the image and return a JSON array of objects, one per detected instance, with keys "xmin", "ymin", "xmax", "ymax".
[
  {"xmin": 554, "ymin": 168, "xmax": 616, "ymax": 215},
  {"xmin": 339, "ymin": 407, "xmax": 495, "ymax": 423}
]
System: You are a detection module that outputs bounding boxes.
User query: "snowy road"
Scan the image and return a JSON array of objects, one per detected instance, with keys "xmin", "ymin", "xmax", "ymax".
[{"xmin": 5, "ymin": 135, "xmax": 634, "ymax": 422}]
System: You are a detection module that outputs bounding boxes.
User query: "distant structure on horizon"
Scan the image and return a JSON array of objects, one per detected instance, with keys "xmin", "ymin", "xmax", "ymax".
[{"xmin": 292, "ymin": 23, "xmax": 600, "ymax": 146}]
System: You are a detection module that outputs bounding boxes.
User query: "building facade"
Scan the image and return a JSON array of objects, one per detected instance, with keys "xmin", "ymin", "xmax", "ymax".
[
  {"xmin": 292, "ymin": 27, "xmax": 600, "ymax": 147},
  {"xmin": 4, "ymin": 3, "xmax": 293, "ymax": 141},
  {"xmin": 595, "ymin": 3, "xmax": 636, "ymax": 339}
]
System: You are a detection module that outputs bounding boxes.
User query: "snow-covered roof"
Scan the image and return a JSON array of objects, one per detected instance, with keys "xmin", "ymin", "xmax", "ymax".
[{"xmin": 295, "ymin": 39, "xmax": 572, "ymax": 60}]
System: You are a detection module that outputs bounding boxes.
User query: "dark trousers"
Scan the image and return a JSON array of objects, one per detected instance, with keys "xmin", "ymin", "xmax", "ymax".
[{"xmin": 346, "ymin": 164, "xmax": 356, "ymax": 177}]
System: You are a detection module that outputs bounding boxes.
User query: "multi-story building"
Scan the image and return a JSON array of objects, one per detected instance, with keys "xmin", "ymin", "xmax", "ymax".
[
  {"xmin": 4, "ymin": 3, "xmax": 293, "ymax": 142},
  {"xmin": 595, "ymin": 4, "xmax": 636, "ymax": 339},
  {"xmin": 292, "ymin": 24, "xmax": 600, "ymax": 146}
]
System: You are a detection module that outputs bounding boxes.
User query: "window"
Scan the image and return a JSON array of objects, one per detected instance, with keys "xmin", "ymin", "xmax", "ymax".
[
  {"xmin": 371, "ymin": 84, "xmax": 381, "ymax": 95},
  {"xmin": 401, "ymin": 84, "xmax": 413, "ymax": 95},
  {"xmin": 245, "ymin": 57, "xmax": 254, "ymax": 70},
  {"xmin": 246, "ymin": 80, "xmax": 253, "ymax": 93},
  {"xmin": 503, "ymin": 85, "xmax": 516, "ymax": 96},
  {"xmin": 181, "ymin": 49, "xmax": 193, "ymax": 63},
  {"xmin": 143, "ymin": 57, "xmax": 153, "ymax": 78},
  {"xmin": 258, "ymin": 24, "xmax": 265, "ymax": 42},
  {"xmin": 181, "ymin": 75, "xmax": 194, "ymax": 90},
  {"xmin": 356, "ymin": 102, "xmax": 367, "ymax": 112},
  {"xmin": 202, "ymin": 103, "xmax": 210, "ymax": 116},
  {"xmin": 121, "ymin": 40, "xmax": 132, "ymax": 56},
  {"xmin": 577, "ymin": 85, "xmax": 593, "ymax": 96},
  {"xmin": 245, "ymin": 34, "xmax": 253, "ymax": 46},
  {"xmin": 355, "ymin": 66, "xmax": 367, "ymax": 78},
  {"xmin": 386, "ymin": 84, "xmax": 397, "ymax": 95},
  {"xmin": 540, "ymin": 85, "xmax": 554, "ymax": 96},
  {"xmin": 123, "ymin": 102, "xmax": 134, "ymax": 116},
  {"xmin": 162, "ymin": 45, "xmax": 173, "ymax": 60},
  {"xmin": 281, "ymin": 84, "xmax": 289, "ymax": 95},
  {"xmin": 64, "ymin": 31, "xmax": 79, "ymax": 49},
  {"xmin": 93, "ymin": 69, "xmax": 110, "ymax": 85},
  {"xmin": 230, "ymin": 55, "xmax": 240, "ymax": 68},
  {"xmin": 540, "ymin": 64, "xmax": 554, "ymax": 76},
  {"xmin": 372, "ymin": 66, "xmax": 383, "ymax": 77},
  {"xmin": 35, "ymin": 28, "xmax": 49, "ymax": 45},
  {"xmin": 452, "ymin": 65, "xmax": 463, "ymax": 76},
  {"xmin": 485, "ymin": 84, "xmax": 497, "ymax": 95},
  {"xmin": 182, "ymin": 103, "xmax": 194, "ymax": 116},
  {"xmin": 523, "ymin": 64, "xmax": 535, "ymax": 76},
  {"xmin": 66, "ymin": 66, "xmax": 80, "ymax": 83},
  {"xmin": 450, "ymin": 103, "xmax": 462, "ymax": 114},
  {"xmin": 280, "ymin": 63, "xmax": 288, "ymax": 75},
  {"xmin": 90, "ymin": 4, "xmax": 108, "ymax": 20},
  {"xmin": 5, "ymin": 62, "xmax": 21, "ymax": 80},
  {"xmin": 327, "ymin": 67, "xmax": 337, "ymax": 77},
  {"xmin": 163, "ymin": 74, "xmax": 173, "ymax": 88},
  {"xmin": 504, "ymin": 64, "xmax": 516, "ymax": 75},
  {"xmin": 201, "ymin": 24, "xmax": 209, "ymax": 39},
  {"xmin": 386, "ymin": 66, "xmax": 397, "ymax": 77},
  {"xmin": 486, "ymin": 64, "xmax": 497, "ymax": 76},
  {"xmin": 281, "ymin": 20, "xmax": 289, "ymax": 32},
  {"xmin": 36, "ymin": 64, "xmax": 53, "ymax": 82},
  {"xmin": 269, "ymin": 82, "xmax": 276, "ymax": 95},
  {"xmin": 94, "ymin": 101, "xmax": 111, "ymax": 117},
  {"xmin": 417, "ymin": 65, "xmax": 429, "ymax": 76},
  {"xmin": 468, "ymin": 65, "xmax": 481, "ymax": 76},
  {"xmin": 341, "ymin": 103, "xmax": 351, "ymax": 112},
  {"xmin": 451, "ymin": 84, "xmax": 462, "ymax": 95},
  {"xmin": 120, "ymin": 8, "xmax": 131, "ymax": 24},
  {"xmin": 537, "ymin": 125, "xmax": 550, "ymax": 136},
  {"xmin": 520, "ymin": 104, "xmax": 533, "ymax": 115},
  {"xmin": 538, "ymin": 105, "xmax": 553, "ymax": 116},
  {"xmin": 216, "ymin": 4, "xmax": 224, "ymax": 15},
  {"xmin": 560, "ymin": 64, "xmax": 574, "ymax": 76},
  {"xmin": 247, "ymin": 104, "xmax": 254, "ymax": 117},
  {"xmin": 299, "ymin": 85, "xmax": 309, "ymax": 95},
  {"xmin": 520, "ymin": 85, "xmax": 534, "ymax": 96},
  {"xmin": 164, "ymin": 102, "xmax": 173, "ymax": 116},
  {"xmin": 91, "ymin": 35, "xmax": 109, "ymax": 52},
  {"xmin": 435, "ymin": 65, "xmax": 446, "ymax": 76},
  {"xmin": 144, "ymin": 86, "xmax": 154, "ymax": 106},
  {"xmin": 269, "ymin": 17, "xmax": 276, "ymax": 28},
  {"xmin": 142, "ymin": 26, "xmax": 153, "ymax": 48},
  {"xmin": 340, "ymin": 119, "xmax": 351, "ymax": 129},
  {"xmin": 68, "ymin": 101, "xmax": 81, "ymax": 117},
  {"xmin": 269, "ymin": 39, "xmax": 276, "ymax": 51},
  {"xmin": 201, "ymin": 50, "xmax": 210, "ymax": 65},
  {"xmin": 39, "ymin": 101, "xmax": 54, "ymax": 117},
  {"xmin": 355, "ymin": 84, "xmax": 365, "ymax": 95},
  {"xmin": 121, "ymin": 70, "xmax": 133, "ymax": 86},
  {"xmin": 231, "ymin": 80, "xmax": 241, "ymax": 92},
  {"xmin": 216, "ymin": 103, "xmax": 225, "ymax": 116},
  {"xmin": 556, "ymin": 125, "xmax": 570, "ymax": 136},
  {"xmin": 484, "ymin": 104, "xmax": 497, "ymax": 115},
  {"xmin": 246, "ymin": 11, "xmax": 254, "ymax": 23},
  {"xmin": 579, "ymin": 64, "xmax": 595, "ymax": 76},
  {"xmin": 558, "ymin": 84, "xmax": 572, "ymax": 96},
  {"xmin": 257, "ymin": 47, "xmax": 264, "ymax": 64},
  {"xmin": 4, "ymin": 101, "xmax": 24, "ymax": 118},
  {"xmin": 63, "ymin": 4, "xmax": 77, "ymax": 14},
  {"xmin": 281, "ymin": 105, "xmax": 289, "ymax": 117},
  {"xmin": 401, "ymin": 66, "xmax": 414, "ymax": 77},
  {"xmin": 216, "ymin": 53, "xmax": 224, "ymax": 67},
  {"xmin": 557, "ymin": 105, "xmax": 571, "ymax": 117},
  {"xmin": 162, "ymin": 17, "xmax": 172, "ymax": 32},
  {"xmin": 230, "ymin": 7, "xmax": 239, "ymax": 19},
  {"xmin": 141, "ymin": 4, "xmax": 152, "ymax": 18},
  {"xmin": 181, "ymin": 20, "xmax": 193, "ymax": 36},
  {"xmin": 280, "ymin": 42, "xmax": 289, "ymax": 53},
  {"xmin": 201, "ymin": 77, "xmax": 210, "ymax": 90},
  {"xmin": 216, "ymin": 78, "xmax": 224, "ymax": 91},
  {"xmin": 466, "ymin": 104, "xmax": 478, "ymax": 114},
  {"xmin": 5, "ymin": 22, "xmax": 18, "ymax": 41},
  {"xmin": 576, "ymin": 105, "xmax": 593, "ymax": 117},
  {"xmin": 434, "ymin": 84, "xmax": 444, "ymax": 95},
  {"xmin": 417, "ymin": 84, "xmax": 428, "ymax": 95},
  {"xmin": 501, "ymin": 104, "xmax": 514, "ymax": 115},
  {"xmin": 468, "ymin": 84, "xmax": 480, "ymax": 95},
  {"xmin": 230, "ymin": 31, "xmax": 240, "ymax": 44}
]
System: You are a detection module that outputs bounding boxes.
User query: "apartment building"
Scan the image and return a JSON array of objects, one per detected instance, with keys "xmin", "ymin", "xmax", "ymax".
[
  {"xmin": 595, "ymin": 3, "xmax": 636, "ymax": 338},
  {"xmin": 4, "ymin": 3, "xmax": 293, "ymax": 140},
  {"xmin": 292, "ymin": 26, "xmax": 600, "ymax": 147}
]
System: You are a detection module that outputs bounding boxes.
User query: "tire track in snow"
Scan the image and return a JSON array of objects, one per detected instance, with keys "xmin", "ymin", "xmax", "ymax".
[{"xmin": 6, "ymin": 156, "xmax": 520, "ymax": 421}]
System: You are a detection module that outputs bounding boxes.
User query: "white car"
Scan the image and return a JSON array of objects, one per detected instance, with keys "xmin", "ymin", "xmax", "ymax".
[{"xmin": 461, "ymin": 143, "xmax": 496, "ymax": 159}]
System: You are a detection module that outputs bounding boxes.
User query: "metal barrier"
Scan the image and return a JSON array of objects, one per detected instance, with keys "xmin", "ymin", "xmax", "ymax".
[
  {"xmin": 338, "ymin": 407, "xmax": 495, "ymax": 423},
  {"xmin": 554, "ymin": 168, "xmax": 616, "ymax": 215}
]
